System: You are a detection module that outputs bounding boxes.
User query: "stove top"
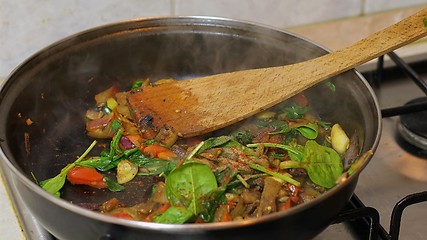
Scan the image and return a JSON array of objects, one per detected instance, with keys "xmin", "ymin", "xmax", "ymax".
[
  {"xmin": 317, "ymin": 56, "xmax": 427, "ymax": 239},
  {"xmin": 1, "ymin": 53, "xmax": 427, "ymax": 240}
]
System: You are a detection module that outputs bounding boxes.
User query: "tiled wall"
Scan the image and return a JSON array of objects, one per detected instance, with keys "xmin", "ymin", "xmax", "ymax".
[{"xmin": 0, "ymin": 0, "xmax": 425, "ymax": 78}]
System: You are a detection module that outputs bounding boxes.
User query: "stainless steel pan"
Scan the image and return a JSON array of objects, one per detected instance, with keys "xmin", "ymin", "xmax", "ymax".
[{"xmin": 0, "ymin": 17, "xmax": 381, "ymax": 240}]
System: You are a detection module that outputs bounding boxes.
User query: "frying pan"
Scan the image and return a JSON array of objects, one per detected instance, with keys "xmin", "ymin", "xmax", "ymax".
[{"xmin": 0, "ymin": 17, "xmax": 381, "ymax": 239}]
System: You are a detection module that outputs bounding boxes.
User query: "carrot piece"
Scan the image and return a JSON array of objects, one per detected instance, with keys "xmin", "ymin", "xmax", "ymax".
[
  {"xmin": 125, "ymin": 134, "xmax": 144, "ymax": 148},
  {"xmin": 216, "ymin": 204, "xmax": 232, "ymax": 222},
  {"xmin": 279, "ymin": 198, "xmax": 292, "ymax": 211},
  {"xmin": 67, "ymin": 166, "xmax": 106, "ymax": 188},
  {"xmin": 157, "ymin": 150, "xmax": 177, "ymax": 160},
  {"xmin": 143, "ymin": 144, "xmax": 176, "ymax": 159},
  {"xmin": 220, "ymin": 209, "xmax": 232, "ymax": 222},
  {"xmin": 143, "ymin": 144, "xmax": 167, "ymax": 157}
]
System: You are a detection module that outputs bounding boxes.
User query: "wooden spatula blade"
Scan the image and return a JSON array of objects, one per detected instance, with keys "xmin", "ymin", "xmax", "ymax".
[{"xmin": 126, "ymin": 67, "xmax": 300, "ymax": 137}]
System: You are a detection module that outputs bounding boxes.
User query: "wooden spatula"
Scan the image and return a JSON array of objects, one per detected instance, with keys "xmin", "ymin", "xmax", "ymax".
[{"xmin": 127, "ymin": 8, "xmax": 427, "ymax": 138}]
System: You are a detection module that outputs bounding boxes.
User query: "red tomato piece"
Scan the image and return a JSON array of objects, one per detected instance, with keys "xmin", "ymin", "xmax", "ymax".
[
  {"xmin": 67, "ymin": 166, "xmax": 106, "ymax": 188},
  {"xmin": 292, "ymin": 93, "xmax": 309, "ymax": 107},
  {"xmin": 109, "ymin": 210, "xmax": 135, "ymax": 220}
]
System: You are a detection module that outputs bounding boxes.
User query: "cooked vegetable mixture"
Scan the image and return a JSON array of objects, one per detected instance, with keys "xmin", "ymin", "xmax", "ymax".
[{"xmin": 40, "ymin": 79, "xmax": 367, "ymax": 223}]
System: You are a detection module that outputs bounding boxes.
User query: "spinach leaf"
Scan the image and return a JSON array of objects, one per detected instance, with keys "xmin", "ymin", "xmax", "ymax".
[
  {"xmin": 214, "ymin": 168, "xmax": 237, "ymax": 187},
  {"xmin": 77, "ymin": 156, "xmax": 116, "ymax": 171},
  {"xmin": 197, "ymin": 136, "xmax": 233, "ymax": 153},
  {"xmin": 230, "ymin": 130, "xmax": 254, "ymax": 145},
  {"xmin": 78, "ymin": 148, "xmax": 140, "ymax": 171},
  {"xmin": 280, "ymin": 140, "xmax": 343, "ymax": 188},
  {"xmin": 325, "ymin": 81, "xmax": 336, "ymax": 92},
  {"xmin": 198, "ymin": 186, "xmax": 227, "ymax": 222},
  {"xmin": 317, "ymin": 120, "xmax": 331, "ymax": 130},
  {"xmin": 40, "ymin": 140, "xmax": 97, "ymax": 197},
  {"xmin": 269, "ymin": 122, "xmax": 317, "ymax": 141},
  {"xmin": 269, "ymin": 126, "xmax": 292, "ymax": 135},
  {"xmin": 247, "ymin": 142, "xmax": 304, "ymax": 162},
  {"xmin": 154, "ymin": 206, "xmax": 194, "ymax": 224},
  {"xmin": 249, "ymin": 163, "xmax": 300, "ymax": 186},
  {"xmin": 295, "ymin": 122, "xmax": 318, "ymax": 139},
  {"xmin": 77, "ymin": 130, "xmax": 141, "ymax": 172},
  {"xmin": 130, "ymin": 152, "xmax": 176, "ymax": 176},
  {"xmin": 109, "ymin": 128, "xmax": 124, "ymax": 157},
  {"xmin": 144, "ymin": 139, "xmax": 158, "ymax": 146},
  {"xmin": 256, "ymin": 119, "xmax": 287, "ymax": 129},
  {"xmin": 283, "ymin": 103, "xmax": 309, "ymax": 119},
  {"xmin": 104, "ymin": 176, "xmax": 125, "ymax": 192},
  {"xmin": 166, "ymin": 162, "xmax": 218, "ymax": 215}
]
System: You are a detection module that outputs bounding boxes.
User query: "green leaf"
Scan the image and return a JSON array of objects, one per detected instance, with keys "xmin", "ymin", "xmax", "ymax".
[
  {"xmin": 131, "ymin": 152, "xmax": 176, "ymax": 176},
  {"xmin": 280, "ymin": 140, "xmax": 343, "ymax": 188},
  {"xmin": 40, "ymin": 140, "xmax": 97, "ymax": 197},
  {"xmin": 144, "ymin": 139, "xmax": 158, "ymax": 146},
  {"xmin": 111, "ymin": 120, "xmax": 122, "ymax": 132},
  {"xmin": 247, "ymin": 142, "xmax": 304, "ymax": 162},
  {"xmin": 230, "ymin": 130, "xmax": 254, "ymax": 145},
  {"xmin": 109, "ymin": 129, "xmax": 124, "ymax": 157},
  {"xmin": 131, "ymin": 80, "xmax": 144, "ymax": 89},
  {"xmin": 295, "ymin": 122, "xmax": 318, "ymax": 139},
  {"xmin": 78, "ymin": 156, "xmax": 115, "ymax": 171},
  {"xmin": 249, "ymin": 162, "xmax": 300, "ymax": 186},
  {"xmin": 78, "ymin": 138, "xmax": 140, "ymax": 172},
  {"xmin": 283, "ymin": 104, "xmax": 309, "ymax": 119},
  {"xmin": 317, "ymin": 120, "xmax": 331, "ymax": 130},
  {"xmin": 104, "ymin": 177, "xmax": 125, "ymax": 192},
  {"xmin": 198, "ymin": 186, "xmax": 227, "ymax": 222},
  {"xmin": 39, "ymin": 170, "xmax": 68, "ymax": 197},
  {"xmin": 256, "ymin": 119, "xmax": 287, "ymax": 129},
  {"xmin": 325, "ymin": 81, "xmax": 336, "ymax": 92},
  {"xmin": 197, "ymin": 136, "xmax": 233, "ymax": 153},
  {"xmin": 166, "ymin": 162, "xmax": 218, "ymax": 215},
  {"xmin": 154, "ymin": 206, "xmax": 194, "ymax": 224}
]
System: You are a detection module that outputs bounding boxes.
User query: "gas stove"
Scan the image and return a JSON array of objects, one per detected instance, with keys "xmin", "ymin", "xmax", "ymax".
[
  {"xmin": 317, "ymin": 53, "xmax": 427, "ymax": 240},
  {"xmin": 1, "ymin": 52, "xmax": 427, "ymax": 240}
]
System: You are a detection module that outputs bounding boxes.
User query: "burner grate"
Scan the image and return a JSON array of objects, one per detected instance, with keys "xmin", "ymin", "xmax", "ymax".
[{"xmin": 334, "ymin": 51, "xmax": 427, "ymax": 240}]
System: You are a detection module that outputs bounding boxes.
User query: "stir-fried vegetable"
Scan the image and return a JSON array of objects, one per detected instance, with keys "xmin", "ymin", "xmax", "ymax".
[
  {"xmin": 67, "ymin": 166, "xmax": 107, "ymax": 188},
  {"xmin": 38, "ymin": 81, "xmax": 367, "ymax": 223}
]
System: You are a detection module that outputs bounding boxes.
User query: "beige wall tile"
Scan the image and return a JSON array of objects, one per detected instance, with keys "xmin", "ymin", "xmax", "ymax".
[
  {"xmin": 0, "ymin": 0, "xmax": 172, "ymax": 77},
  {"xmin": 289, "ymin": 6, "xmax": 425, "ymax": 50},
  {"xmin": 175, "ymin": 0, "xmax": 362, "ymax": 28},
  {"xmin": 364, "ymin": 0, "xmax": 426, "ymax": 14},
  {"xmin": 2, "ymin": 0, "xmax": 426, "ymax": 78}
]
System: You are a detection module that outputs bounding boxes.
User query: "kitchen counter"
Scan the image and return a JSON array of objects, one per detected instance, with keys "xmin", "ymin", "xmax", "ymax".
[
  {"xmin": 289, "ymin": 5, "xmax": 427, "ymax": 72},
  {"xmin": 0, "ymin": 77, "xmax": 24, "ymax": 239},
  {"xmin": 0, "ymin": 175, "xmax": 24, "ymax": 239}
]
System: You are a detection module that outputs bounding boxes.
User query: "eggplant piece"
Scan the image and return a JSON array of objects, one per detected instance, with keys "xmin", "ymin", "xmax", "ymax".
[
  {"xmin": 155, "ymin": 125, "xmax": 179, "ymax": 146},
  {"xmin": 343, "ymin": 132, "xmax": 360, "ymax": 170},
  {"xmin": 256, "ymin": 177, "xmax": 283, "ymax": 217}
]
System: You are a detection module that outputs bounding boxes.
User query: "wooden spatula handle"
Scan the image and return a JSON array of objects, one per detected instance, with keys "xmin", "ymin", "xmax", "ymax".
[{"xmin": 127, "ymin": 8, "xmax": 427, "ymax": 138}]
